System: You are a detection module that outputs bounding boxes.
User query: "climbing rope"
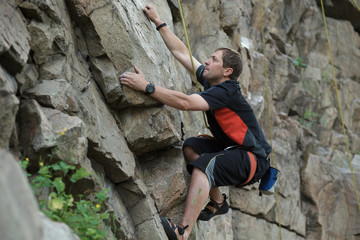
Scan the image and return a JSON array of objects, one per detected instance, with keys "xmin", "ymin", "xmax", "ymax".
[
  {"xmin": 320, "ymin": 0, "xmax": 360, "ymax": 214},
  {"xmin": 259, "ymin": 0, "xmax": 282, "ymax": 239},
  {"xmin": 351, "ymin": 0, "xmax": 360, "ymax": 11},
  {"xmin": 177, "ymin": 0, "xmax": 209, "ymax": 129}
]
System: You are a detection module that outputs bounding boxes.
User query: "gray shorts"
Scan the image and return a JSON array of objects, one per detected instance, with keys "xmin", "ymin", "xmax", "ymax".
[{"xmin": 183, "ymin": 137, "xmax": 269, "ymax": 189}]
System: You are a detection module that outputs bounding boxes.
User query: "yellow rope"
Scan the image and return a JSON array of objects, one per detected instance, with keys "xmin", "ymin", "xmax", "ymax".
[
  {"xmin": 320, "ymin": 0, "xmax": 360, "ymax": 214},
  {"xmin": 259, "ymin": 1, "xmax": 282, "ymax": 239},
  {"xmin": 177, "ymin": 0, "xmax": 209, "ymax": 129},
  {"xmin": 351, "ymin": 0, "xmax": 360, "ymax": 11}
]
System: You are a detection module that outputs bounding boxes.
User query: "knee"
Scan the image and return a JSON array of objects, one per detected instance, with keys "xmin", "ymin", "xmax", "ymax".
[
  {"xmin": 183, "ymin": 146, "xmax": 199, "ymax": 164},
  {"xmin": 192, "ymin": 167, "xmax": 204, "ymax": 176},
  {"xmin": 191, "ymin": 167, "xmax": 210, "ymax": 190}
]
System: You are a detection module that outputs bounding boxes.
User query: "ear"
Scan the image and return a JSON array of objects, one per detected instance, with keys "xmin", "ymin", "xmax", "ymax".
[{"xmin": 223, "ymin": 68, "xmax": 233, "ymax": 77}]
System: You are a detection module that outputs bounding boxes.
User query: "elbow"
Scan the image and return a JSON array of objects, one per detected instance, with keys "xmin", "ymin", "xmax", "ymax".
[{"xmin": 177, "ymin": 100, "xmax": 191, "ymax": 111}]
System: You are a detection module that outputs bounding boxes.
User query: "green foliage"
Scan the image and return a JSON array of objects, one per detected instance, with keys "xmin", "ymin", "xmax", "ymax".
[
  {"xmin": 323, "ymin": 71, "xmax": 330, "ymax": 81},
  {"xmin": 21, "ymin": 156, "xmax": 110, "ymax": 240},
  {"xmin": 298, "ymin": 109, "xmax": 318, "ymax": 128},
  {"xmin": 293, "ymin": 57, "xmax": 308, "ymax": 69}
]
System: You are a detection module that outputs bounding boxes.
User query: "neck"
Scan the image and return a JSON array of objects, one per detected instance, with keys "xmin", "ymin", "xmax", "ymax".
[{"xmin": 209, "ymin": 77, "xmax": 231, "ymax": 86}]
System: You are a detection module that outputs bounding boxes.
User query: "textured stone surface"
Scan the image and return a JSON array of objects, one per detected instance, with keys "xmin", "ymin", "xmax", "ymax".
[
  {"xmin": 42, "ymin": 108, "xmax": 87, "ymax": 164},
  {"xmin": 141, "ymin": 147, "xmax": 187, "ymax": 214},
  {"xmin": 117, "ymin": 106, "xmax": 182, "ymax": 155},
  {"xmin": 18, "ymin": 99, "xmax": 57, "ymax": 157},
  {"xmin": 302, "ymin": 153, "xmax": 360, "ymax": 240},
  {"xmin": 80, "ymin": 82, "xmax": 136, "ymax": 183},
  {"xmin": 0, "ymin": 0, "xmax": 30, "ymax": 74},
  {"xmin": 24, "ymin": 79, "xmax": 79, "ymax": 113},
  {"xmin": 40, "ymin": 213, "xmax": 80, "ymax": 240},
  {"xmin": 0, "ymin": 67, "xmax": 19, "ymax": 149},
  {"xmin": 232, "ymin": 211, "xmax": 304, "ymax": 240},
  {"xmin": 0, "ymin": 149, "xmax": 43, "ymax": 240}
]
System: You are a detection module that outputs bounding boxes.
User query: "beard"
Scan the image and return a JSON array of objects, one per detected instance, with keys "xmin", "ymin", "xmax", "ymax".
[{"xmin": 203, "ymin": 70, "xmax": 217, "ymax": 85}]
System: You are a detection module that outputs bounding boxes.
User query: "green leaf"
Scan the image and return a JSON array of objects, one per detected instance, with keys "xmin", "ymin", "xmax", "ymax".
[
  {"xmin": 99, "ymin": 211, "xmax": 110, "ymax": 220},
  {"xmin": 44, "ymin": 209, "xmax": 63, "ymax": 221},
  {"xmin": 20, "ymin": 160, "xmax": 29, "ymax": 170},
  {"xmin": 70, "ymin": 168, "xmax": 91, "ymax": 183},
  {"xmin": 60, "ymin": 161, "xmax": 75, "ymax": 172},
  {"xmin": 293, "ymin": 57, "xmax": 301, "ymax": 66},
  {"xmin": 300, "ymin": 63, "xmax": 308, "ymax": 68},
  {"xmin": 38, "ymin": 166, "xmax": 51, "ymax": 177},
  {"xmin": 76, "ymin": 200, "xmax": 90, "ymax": 216},
  {"xmin": 53, "ymin": 177, "xmax": 65, "ymax": 193},
  {"xmin": 51, "ymin": 163, "xmax": 62, "ymax": 171},
  {"xmin": 32, "ymin": 176, "xmax": 52, "ymax": 188},
  {"xmin": 293, "ymin": 57, "xmax": 307, "ymax": 69},
  {"xmin": 51, "ymin": 161, "xmax": 76, "ymax": 173},
  {"xmin": 95, "ymin": 190, "xmax": 108, "ymax": 203},
  {"xmin": 50, "ymin": 197, "xmax": 64, "ymax": 210}
]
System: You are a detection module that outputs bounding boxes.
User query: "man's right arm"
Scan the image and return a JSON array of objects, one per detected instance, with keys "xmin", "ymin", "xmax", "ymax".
[{"xmin": 143, "ymin": 4, "xmax": 201, "ymax": 74}]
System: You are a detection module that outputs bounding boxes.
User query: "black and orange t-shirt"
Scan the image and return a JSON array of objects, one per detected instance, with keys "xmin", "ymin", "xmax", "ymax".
[{"xmin": 196, "ymin": 65, "xmax": 271, "ymax": 158}]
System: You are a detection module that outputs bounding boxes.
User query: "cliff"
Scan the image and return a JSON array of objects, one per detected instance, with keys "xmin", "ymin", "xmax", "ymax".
[{"xmin": 0, "ymin": 0, "xmax": 360, "ymax": 239}]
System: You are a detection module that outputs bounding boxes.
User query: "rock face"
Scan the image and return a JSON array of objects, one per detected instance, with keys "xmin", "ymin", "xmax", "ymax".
[{"xmin": 1, "ymin": 0, "xmax": 360, "ymax": 239}]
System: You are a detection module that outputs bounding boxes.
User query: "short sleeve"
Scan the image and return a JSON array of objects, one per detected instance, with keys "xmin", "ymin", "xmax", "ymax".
[
  {"xmin": 199, "ymin": 85, "xmax": 229, "ymax": 111},
  {"xmin": 196, "ymin": 65, "xmax": 211, "ymax": 89}
]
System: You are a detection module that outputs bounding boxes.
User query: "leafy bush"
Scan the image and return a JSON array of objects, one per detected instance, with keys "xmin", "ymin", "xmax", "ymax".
[{"xmin": 21, "ymin": 154, "xmax": 110, "ymax": 240}]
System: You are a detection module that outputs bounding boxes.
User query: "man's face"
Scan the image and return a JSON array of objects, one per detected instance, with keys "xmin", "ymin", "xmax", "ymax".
[{"xmin": 203, "ymin": 50, "xmax": 225, "ymax": 83}]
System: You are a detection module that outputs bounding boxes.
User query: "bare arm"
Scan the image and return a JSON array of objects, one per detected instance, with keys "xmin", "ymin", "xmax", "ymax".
[
  {"xmin": 120, "ymin": 66, "xmax": 209, "ymax": 111},
  {"xmin": 143, "ymin": 4, "xmax": 201, "ymax": 74}
]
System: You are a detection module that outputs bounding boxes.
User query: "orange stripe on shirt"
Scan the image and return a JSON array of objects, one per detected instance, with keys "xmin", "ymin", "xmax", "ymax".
[{"xmin": 214, "ymin": 108, "xmax": 248, "ymax": 145}]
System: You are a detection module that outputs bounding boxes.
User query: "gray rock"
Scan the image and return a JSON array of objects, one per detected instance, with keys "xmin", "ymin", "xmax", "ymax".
[
  {"xmin": 317, "ymin": 0, "xmax": 360, "ymax": 37},
  {"xmin": 24, "ymin": 78, "xmax": 79, "ymax": 113},
  {"xmin": 27, "ymin": 21, "xmax": 56, "ymax": 65},
  {"xmin": 0, "ymin": 0, "xmax": 30, "ymax": 74},
  {"xmin": 232, "ymin": 211, "xmax": 304, "ymax": 240},
  {"xmin": 117, "ymin": 178, "xmax": 167, "ymax": 240},
  {"xmin": 301, "ymin": 153, "xmax": 353, "ymax": 239},
  {"xmin": 0, "ymin": 149, "xmax": 43, "ymax": 240},
  {"xmin": 18, "ymin": 99, "xmax": 57, "ymax": 157},
  {"xmin": 0, "ymin": 67, "xmax": 19, "ymax": 149},
  {"xmin": 42, "ymin": 107, "xmax": 87, "ymax": 164},
  {"xmin": 40, "ymin": 212, "xmax": 80, "ymax": 240},
  {"xmin": 15, "ymin": 63, "xmax": 39, "ymax": 95},
  {"xmin": 141, "ymin": 147, "xmax": 187, "ymax": 214},
  {"xmin": 117, "ymin": 105, "xmax": 182, "ymax": 155},
  {"xmin": 79, "ymin": 81, "xmax": 135, "ymax": 183},
  {"xmin": 104, "ymin": 179, "xmax": 136, "ymax": 240}
]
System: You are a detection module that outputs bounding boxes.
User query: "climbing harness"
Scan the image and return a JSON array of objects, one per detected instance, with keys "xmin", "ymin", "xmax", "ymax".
[
  {"xmin": 177, "ymin": 0, "xmax": 209, "ymax": 129},
  {"xmin": 320, "ymin": 0, "xmax": 360, "ymax": 215},
  {"xmin": 259, "ymin": 0, "xmax": 282, "ymax": 238}
]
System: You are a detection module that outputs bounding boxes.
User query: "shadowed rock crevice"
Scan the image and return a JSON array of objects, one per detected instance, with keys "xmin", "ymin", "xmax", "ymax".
[{"xmin": 315, "ymin": 0, "xmax": 360, "ymax": 34}]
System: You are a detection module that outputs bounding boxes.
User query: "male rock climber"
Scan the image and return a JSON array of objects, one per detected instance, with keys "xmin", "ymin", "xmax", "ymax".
[{"xmin": 119, "ymin": 4, "xmax": 272, "ymax": 240}]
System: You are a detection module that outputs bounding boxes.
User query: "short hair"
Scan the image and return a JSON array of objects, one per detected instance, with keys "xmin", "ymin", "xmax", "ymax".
[{"xmin": 216, "ymin": 47, "xmax": 243, "ymax": 80}]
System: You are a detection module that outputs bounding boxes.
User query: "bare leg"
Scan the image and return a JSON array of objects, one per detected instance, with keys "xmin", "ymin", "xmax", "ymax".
[
  {"xmin": 183, "ymin": 146, "xmax": 199, "ymax": 164},
  {"xmin": 209, "ymin": 187, "xmax": 223, "ymax": 203},
  {"xmin": 183, "ymin": 146, "xmax": 223, "ymax": 203},
  {"xmin": 180, "ymin": 167, "xmax": 210, "ymax": 239}
]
